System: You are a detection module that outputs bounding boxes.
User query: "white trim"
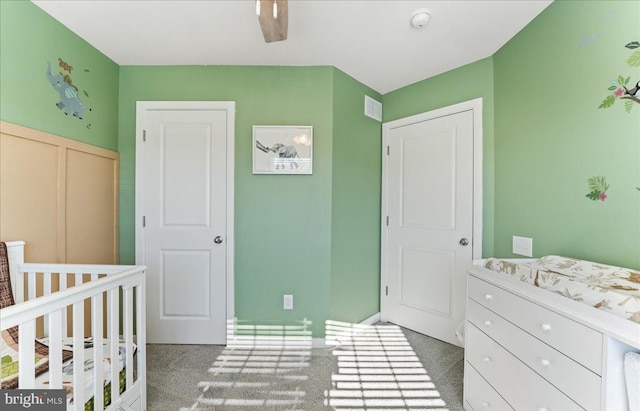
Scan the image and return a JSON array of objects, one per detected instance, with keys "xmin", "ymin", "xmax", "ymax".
[
  {"xmin": 380, "ymin": 98, "xmax": 483, "ymax": 322},
  {"xmin": 134, "ymin": 101, "xmax": 235, "ymax": 343},
  {"xmin": 359, "ymin": 311, "xmax": 381, "ymax": 326}
]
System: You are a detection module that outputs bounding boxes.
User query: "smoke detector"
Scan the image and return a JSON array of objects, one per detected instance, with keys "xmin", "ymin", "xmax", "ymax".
[{"xmin": 410, "ymin": 8, "xmax": 432, "ymax": 29}]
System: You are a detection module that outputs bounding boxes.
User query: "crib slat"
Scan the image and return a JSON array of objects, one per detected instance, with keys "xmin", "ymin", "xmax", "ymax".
[
  {"xmin": 92, "ymin": 293, "xmax": 104, "ymax": 411},
  {"xmin": 124, "ymin": 285, "xmax": 134, "ymax": 389},
  {"xmin": 43, "ymin": 274, "xmax": 52, "ymax": 336},
  {"xmin": 44, "ymin": 273, "xmax": 51, "ymax": 295},
  {"xmin": 59, "ymin": 273, "xmax": 68, "ymax": 336},
  {"xmin": 59, "ymin": 271, "xmax": 68, "ymax": 291},
  {"xmin": 109, "ymin": 287, "xmax": 120, "ymax": 404},
  {"xmin": 28, "ymin": 271, "xmax": 36, "ymax": 301},
  {"xmin": 105, "ymin": 285, "xmax": 111, "ymax": 340},
  {"xmin": 18, "ymin": 319, "xmax": 36, "ymax": 388},
  {"xmin": 48, "ymin": 309, "xmax": 64, "ymax": 388},
  {"xmin": 72, "ymin": 301, "xmax": 85, "ymax": 411},
  {"xmin": 75, "ymin": 273, "xmax": 83, "ymax": 288},
  {"xmin": 43, "ymin": 273, "xmax": 52, "ymax": 295}
]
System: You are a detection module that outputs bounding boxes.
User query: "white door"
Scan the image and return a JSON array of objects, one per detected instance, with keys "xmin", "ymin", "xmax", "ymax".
[
  {"xmin": 382, "ymin": 100, "xmax": 482, "ymax": 347},
  {"xmin": 136, "ymin": 102, "xmax": 234, "ymax": 344}
]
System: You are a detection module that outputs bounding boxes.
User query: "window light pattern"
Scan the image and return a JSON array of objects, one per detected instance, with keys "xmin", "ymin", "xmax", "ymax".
[
  {"xmin": 181, "ymin": 320, "xmax": 450, "ymax": 410},
  {"xmin": 324, "ymin": 321, "xmax": 449, "ymax": 410},
  {"xmin": 183, "ymin": 319, "xmax": 313, "ymax": 410}
]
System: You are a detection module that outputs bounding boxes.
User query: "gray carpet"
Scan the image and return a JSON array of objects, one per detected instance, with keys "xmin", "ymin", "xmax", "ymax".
[{"xmin": 146, "ymin": 323, "xmax": 464, "ymax": 410}]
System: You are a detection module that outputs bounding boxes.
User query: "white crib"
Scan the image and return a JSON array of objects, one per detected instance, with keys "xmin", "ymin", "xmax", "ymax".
[{"xmin": 0, "ymin": 241, "xmax": 147, "ymax": 411}]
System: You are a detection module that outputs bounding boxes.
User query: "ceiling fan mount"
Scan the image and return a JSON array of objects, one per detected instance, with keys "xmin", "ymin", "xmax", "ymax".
[{"xmin": 257, "ymin": 0, "xmax": 288, "ymax": 43}]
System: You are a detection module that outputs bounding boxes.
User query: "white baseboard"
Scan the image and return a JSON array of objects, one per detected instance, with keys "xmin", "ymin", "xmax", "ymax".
[
  {"xmin": 312, "ymin": 312, "xmax": 381, "ymax": 348},
  {"xmin": 359, "ymin": 312, "xmax": 381, "ymax": 326}
]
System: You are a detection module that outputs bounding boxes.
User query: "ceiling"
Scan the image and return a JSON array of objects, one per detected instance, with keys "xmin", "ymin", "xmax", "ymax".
[{"xmin": 32, "ymin": 0, "xmax": 553, "ymax": 94}]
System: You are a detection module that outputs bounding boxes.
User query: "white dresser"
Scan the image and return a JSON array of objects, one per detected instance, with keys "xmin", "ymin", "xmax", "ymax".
[{"xmin": 464, "ymin": 264, "xmax": 640, "ymax": 411}]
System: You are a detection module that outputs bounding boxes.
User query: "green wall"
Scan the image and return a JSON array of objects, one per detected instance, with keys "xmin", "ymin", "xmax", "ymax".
[
  {"xmin": 118, "ymin": 66, "xmax": 335, "ymax": 337},
  {"xmin": 330, "ymin": 68, "xmax": 382, "ymax": 322},
  {"xmin": 0, "ymin": 0, "xmax": 119, "ymax": 151},
  {"xmin": 493, "ymin": 0, "xmax": 640, "ymax": 268},
  {"xmin": 5, "ymin": 0, "xmax": 637, "ymax": 341},
  {"xmin": 382, "ymin": 58, "xmax": 496, "ymax": 257}
]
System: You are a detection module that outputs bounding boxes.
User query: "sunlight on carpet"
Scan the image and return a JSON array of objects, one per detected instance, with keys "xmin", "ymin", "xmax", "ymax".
[
  {"xmin": 324, "ymin": 320, "xmax": 450, "ymax": 410},
  {"xmin": 181, "ymin": 319, "xmax": 450, "ymax": 410},
  {"xmin": 182, "ymin": 319, "xmax": 312, "ymax": 410}
]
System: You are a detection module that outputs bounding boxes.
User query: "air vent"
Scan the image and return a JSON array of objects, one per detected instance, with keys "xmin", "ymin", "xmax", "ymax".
[{"xmin": 364, "ymin": 95, "xmax": 382, "ymax": 122}]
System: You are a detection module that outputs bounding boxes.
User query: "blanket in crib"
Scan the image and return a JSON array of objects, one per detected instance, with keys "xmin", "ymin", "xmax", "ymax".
[
  {"xmin": 0, "ymin": 241, "xmax": 73, "ymax": 389},
  {"xmin": 483, "ymin": 255, "xmax": 640, "ymax": 324},
  {"xmin": 2, "ymin": 336, "xmax": 132, "ymax": 410},
  {"xmin": 35, "ymin": 337, "xmax": 132, "ymax": 410}
]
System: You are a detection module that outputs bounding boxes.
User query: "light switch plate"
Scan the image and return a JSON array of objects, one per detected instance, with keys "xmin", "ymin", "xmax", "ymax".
[{"xmin": 512, "ymin": 236, "xmax": 533, "ymax": 257}]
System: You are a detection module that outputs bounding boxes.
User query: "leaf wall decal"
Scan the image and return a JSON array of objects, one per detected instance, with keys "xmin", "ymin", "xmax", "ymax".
[
  {"xmin": 625, "ymin": 41, "xmax": 640, "ymax": 49},
  {"xmin": 599, "ymin": 95, "xmax": 615, "ymax": 108},
  {"xmin": 625, "ymin": 100, "xmax": 633, "ymax": 113}
]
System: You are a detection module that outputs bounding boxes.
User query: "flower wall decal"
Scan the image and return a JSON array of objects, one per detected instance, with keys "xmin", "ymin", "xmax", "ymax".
[
  {"xmin": 599, "ymin": 41, "xmax": 640, "ymax": 113},
  {"xmin": 586, "ymin": 176, "xmax": 610, "ymax": 201}
]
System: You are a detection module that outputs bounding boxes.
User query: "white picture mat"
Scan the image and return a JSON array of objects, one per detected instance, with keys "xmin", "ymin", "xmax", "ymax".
[{"xmin": 253, "ymin": 126, "xmax": 313, "ymax": 174}]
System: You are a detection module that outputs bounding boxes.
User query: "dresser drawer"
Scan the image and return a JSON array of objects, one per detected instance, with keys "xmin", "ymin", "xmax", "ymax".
[
  {"xmin": 467, "ymin": 299, "xmax": 601, "ymax": 410},
  {"xmin": 468, "ymin": 275, "xmax": 603, "ymax": 374},
  {"xmin": 466, "ymin": 323, "xmax": 584, "ymax": 411},
  {"xmin": 464, "ymin": 362, "xmax": 513, "ymax": 411}
]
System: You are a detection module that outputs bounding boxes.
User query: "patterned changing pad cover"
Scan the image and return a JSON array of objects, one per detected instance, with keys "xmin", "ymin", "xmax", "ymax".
[{"xmin": 483, "ymin": 255, "xmax": 640, "ymax": 324}]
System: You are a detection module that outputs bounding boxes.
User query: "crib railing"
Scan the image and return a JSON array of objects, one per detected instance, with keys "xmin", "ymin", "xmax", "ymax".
[
  {"xmin": 0, "ymin": 263, "xmax": 146, "ymax": 411},
  {"xmin": 14, "ymin": 264, "xmax": 140, "ymax": 337}
]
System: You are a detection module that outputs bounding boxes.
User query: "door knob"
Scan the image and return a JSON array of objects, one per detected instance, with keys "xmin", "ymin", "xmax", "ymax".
[
  {"xmin": 459, "ymin": 238, "xmax": 469, "ymax": 246},
  {"xmin": 214, "ymin": 236, "xmax": 224, "ymax": 244}
]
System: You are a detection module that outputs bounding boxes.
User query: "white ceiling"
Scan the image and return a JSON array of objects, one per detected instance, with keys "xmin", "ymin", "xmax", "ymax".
[{"xmin": 32, "ymin": 0, "xmax": 552, "ymax": 94}]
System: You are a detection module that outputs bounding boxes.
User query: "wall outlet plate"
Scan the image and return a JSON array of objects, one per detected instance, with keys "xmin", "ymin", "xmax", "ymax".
[
  {"xmin": 512, "ymin": 236, "xmax": 533, "ymax": 257},
  {"xmin": 283, "ymin": 294, "xmax": 293, "ymax": 310}
]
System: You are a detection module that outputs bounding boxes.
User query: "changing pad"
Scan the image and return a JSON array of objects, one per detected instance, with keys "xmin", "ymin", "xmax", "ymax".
[{"xmin": 483, "ymin": 255, "xmax": 640, "ymax": 324}]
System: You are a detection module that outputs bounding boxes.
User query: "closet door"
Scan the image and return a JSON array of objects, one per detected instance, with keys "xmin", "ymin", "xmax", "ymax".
[
  {"xmin": 65, "ymin": 149, "xmax": 118, "ymax": 264},
  {"xmin": 0, "ymin": 121, "xmax": 119, "ymax": 264},
  {"xmin": 0, "ymin": 131, "xmax": 59, "ymax": 262}
]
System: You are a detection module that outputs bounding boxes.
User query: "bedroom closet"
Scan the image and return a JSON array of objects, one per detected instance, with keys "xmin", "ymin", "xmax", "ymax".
[{"xmin": 0, "ymin": 121, "xmax": 119, "ymax": 264}]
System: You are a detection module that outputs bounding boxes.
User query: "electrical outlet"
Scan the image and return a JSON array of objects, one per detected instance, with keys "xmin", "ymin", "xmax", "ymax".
[
  {"xmin": 283, "ymin": 294, "xmax": 293, "ymax": 310},
  {"xmin": 512, "ymin": 236, "xmax": 533, "ymax": 257}
]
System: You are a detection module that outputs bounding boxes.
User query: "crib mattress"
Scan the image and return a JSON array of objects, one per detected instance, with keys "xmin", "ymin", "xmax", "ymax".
[
  {"xmin": 483, "ymin": 255, "xmax": 640, "ymax": 324},
  {"xmin": 2, "ymin": 336, "xmax": 132, "ymax": 410}
]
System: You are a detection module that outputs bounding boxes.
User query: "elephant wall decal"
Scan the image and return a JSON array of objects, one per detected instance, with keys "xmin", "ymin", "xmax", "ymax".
[{"xmin": 46, "ymin": 62, "xmax": 86, "ymax": 119}]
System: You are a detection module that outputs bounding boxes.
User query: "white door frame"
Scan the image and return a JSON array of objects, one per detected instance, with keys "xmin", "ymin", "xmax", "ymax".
[
  {"xmin": 380, "ymin": 98, "xmax": 483, "ymax": 321},
  {"xmin": 135, "ymin": 101, "xmax": 235, "ymax": 340}
]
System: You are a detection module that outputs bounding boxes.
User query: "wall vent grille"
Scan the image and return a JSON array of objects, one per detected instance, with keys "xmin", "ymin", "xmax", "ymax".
[{"xmin": 364, "ymin": 95, "xmax": 382, "ymax": 122}]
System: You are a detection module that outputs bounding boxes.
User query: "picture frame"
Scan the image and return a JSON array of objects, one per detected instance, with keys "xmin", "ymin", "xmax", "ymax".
[{"xmin": 252, "ymin": 125, "xmax": 313, "ymax": 174}]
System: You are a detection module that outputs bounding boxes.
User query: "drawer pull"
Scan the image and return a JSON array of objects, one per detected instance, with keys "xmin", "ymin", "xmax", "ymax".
[
  {"xmin": 540, "ymin": 359, "xmax": 550, "ymax": 367},
  {"xmin": 482, "ymin": 401, "xmax": 490, "ymax": 407},
  {"xmin": 540, "ymin": 323, "xmax": 552, "ymax": 331},
  {"xmin": 484, "ymin": 294, "xmax": 493, "ymax": 301},
  {"xmin": 484, "ymin": 320, "xmax": 492, "ymax": 327},
  {"xmin": 483, "ymin": 356, "xmax": 492, "ymax": 363}
]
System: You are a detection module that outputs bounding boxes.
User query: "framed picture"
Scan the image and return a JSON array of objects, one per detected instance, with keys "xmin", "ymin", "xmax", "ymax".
[{"xmin": 253, "ymin": 125, "xmax": 313, "ymax": 174}]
